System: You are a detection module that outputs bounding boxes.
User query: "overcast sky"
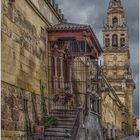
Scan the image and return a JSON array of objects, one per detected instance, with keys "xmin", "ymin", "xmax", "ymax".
[{"xmin": 55, "ymin": 0, "xmax": 139, "ymax": 117}]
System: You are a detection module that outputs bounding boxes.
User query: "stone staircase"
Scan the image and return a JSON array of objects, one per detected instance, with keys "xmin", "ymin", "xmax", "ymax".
[{"xmin": 44, "ymin": 109, "xmax": 78, "ymax": 140}]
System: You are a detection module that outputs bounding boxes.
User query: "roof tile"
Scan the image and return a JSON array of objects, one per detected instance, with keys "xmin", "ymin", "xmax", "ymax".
[{"xmin": 47, "ymin": 22, "xmax": 90, "ymax": 31}]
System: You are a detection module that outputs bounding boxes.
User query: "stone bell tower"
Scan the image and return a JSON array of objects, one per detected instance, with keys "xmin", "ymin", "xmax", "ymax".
[{"xmin": 102, "ymin": 0, "xmax": 135, "ymax": 133}]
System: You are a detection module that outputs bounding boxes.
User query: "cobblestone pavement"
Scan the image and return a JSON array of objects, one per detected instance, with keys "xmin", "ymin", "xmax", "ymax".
[{"xmin": 122, "ymin": 135, "xmax": 139, "ymax": 140}]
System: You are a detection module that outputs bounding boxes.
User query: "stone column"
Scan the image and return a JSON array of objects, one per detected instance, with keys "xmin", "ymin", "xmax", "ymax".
[
  {"xmin": 53, "ymin": 56, "xmax": 58, "ymax": 94},
  {"xmin": 59, "ymin": 56, "xmax": 64, "ymax": 89},
  {"xmin": 68, "ymin": 60, "xmax": 73, "ymax": 94}
]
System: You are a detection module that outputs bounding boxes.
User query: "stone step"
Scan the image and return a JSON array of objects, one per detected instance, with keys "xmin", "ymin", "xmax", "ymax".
[
  {"xmin": 44, "ymin": 131, "xmax": 72, "ymax": 138},
  {"xmin": 49, "ymin": 106, "xmax": 74, "ymax": 111},
  {"xmin": 46, "ymin": 122, "xmax": 74, "ymax": 128},
  {"xmin": 45, "ymin": 128, "xmax": 71, "ymax": 133},
  {"xmin": 50, "ymin": 110, "xmax": 77, "ymax": 115},
  {"xmin": 54, "ymin": 121, "xmax": 75, "ymax": 126},
  {"xmin": 48, "ymin": 125, "xmax": 73, "ymax": 129},
  {"xmin": 50, "ymin": 113, "xmax": 77, "ymax": 118},
  {"xmin": 51, "ymin": 109, "xmax": 77, "ymax": 112},
  {"xmin": 44, "ymin": 136, "xmax": 71, "ymax": 140},
  {"xmin": 44, "ymin": 108, "xmax": 78, "ymax": 140},
  {"xmin": 56, "ymin": 117, "xmax": 75, "ymax": 122}
]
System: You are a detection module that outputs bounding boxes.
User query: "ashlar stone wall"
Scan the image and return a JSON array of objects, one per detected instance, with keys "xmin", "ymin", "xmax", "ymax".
[
  {"xmin": 1, "ymin": 0, "xmax": 60, "ymax": 139},
  {"xmin": 1, "ymin": 81, "xmax": 48, "ymax": 140}
]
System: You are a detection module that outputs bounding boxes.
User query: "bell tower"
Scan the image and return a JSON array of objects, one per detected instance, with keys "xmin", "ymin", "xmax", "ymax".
[
  {"xmin": 102, "ymin": 0, "xmax": 135, "ymax": 133},
  {"xmin": 103, "ymin": 0, "xmax": 128, "ymax": 48}
]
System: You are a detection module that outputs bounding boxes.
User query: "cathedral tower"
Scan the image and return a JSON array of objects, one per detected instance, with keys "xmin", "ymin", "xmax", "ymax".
[{"xmin": 102, "ymin": 0, "xmax": 135, "ymax": 134}]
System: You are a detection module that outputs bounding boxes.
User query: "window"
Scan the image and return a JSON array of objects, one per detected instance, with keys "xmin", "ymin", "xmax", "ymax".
[
  {"xmin": 112, "ymin": 17, "xmax": 118, "ymax": 27},
  {"xmin": 112, "ymin": 34, "xmax": 118, "ymax": 47},
  {"xmin": 120, "ymin": 38, "xmax": 125, "ymax": 47},
  {"xmin": 105, "ymin": 38, "xmax": 110, "ymax": 47}
]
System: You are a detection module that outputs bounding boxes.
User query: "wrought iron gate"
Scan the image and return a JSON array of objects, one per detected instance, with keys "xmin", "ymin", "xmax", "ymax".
[{"xmin": 48, "ymin": 40, "xmax": 99, "ymax": 113}]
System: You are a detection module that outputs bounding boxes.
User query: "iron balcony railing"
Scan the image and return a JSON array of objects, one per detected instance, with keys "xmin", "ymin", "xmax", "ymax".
[{"xmin": 48, "ymin": 41, "xmax": 95, "ymax": 57}]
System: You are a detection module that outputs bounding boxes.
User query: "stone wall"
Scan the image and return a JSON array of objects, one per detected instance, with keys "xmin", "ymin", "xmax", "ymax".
[
  {"xmin": 1, "ymin": 81, "xmax": 49, "ymax": 140},
  {"xmin": 1, "ymin": 0, "xmax": 60, "ymax": 139},
  {"xmin": 101, "ymin": 91, "xmax": 126, "ymax": 140},
  {"xmin": 76, "ymin": 113, "xmax": 103, "ymax": 140},
  {"xmin": 2, "ymin": 0, "xmax": 60, "ymax": 94}
]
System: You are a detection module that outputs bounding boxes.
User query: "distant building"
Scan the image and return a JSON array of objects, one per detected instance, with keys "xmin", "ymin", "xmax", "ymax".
[{"xmin": 101, "ymin": 0, "xmax": 136, "ymax": 139}]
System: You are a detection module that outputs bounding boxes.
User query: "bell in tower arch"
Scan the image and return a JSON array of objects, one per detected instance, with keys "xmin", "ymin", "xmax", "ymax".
[
  {"xmin": 112, "ymin": 34, "xmax": 118, "ymax": 47},
  {"xmin": 112, "ymin": 17, "xmax": 118, "ymax": 27}
]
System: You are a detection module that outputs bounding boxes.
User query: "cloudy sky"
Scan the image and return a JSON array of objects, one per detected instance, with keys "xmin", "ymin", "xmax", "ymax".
[{"xmin": 55, "ymin": 0, "xmax": 139, "ymax": 117}]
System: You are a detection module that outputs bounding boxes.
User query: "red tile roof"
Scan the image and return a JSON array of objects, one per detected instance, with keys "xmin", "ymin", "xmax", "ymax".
[{"xmin": 47, "ymin": 22, "xmax": 90, "ymax": 31}]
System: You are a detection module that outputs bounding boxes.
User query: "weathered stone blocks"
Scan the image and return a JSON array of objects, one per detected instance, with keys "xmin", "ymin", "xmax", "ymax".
[
  {"xmin": 1, "ymin": 81, "xmax": 48, "ymax": 139},
  {"xmin": 11, "ymin": 109, "xmax": 19, "ymax": 121}
]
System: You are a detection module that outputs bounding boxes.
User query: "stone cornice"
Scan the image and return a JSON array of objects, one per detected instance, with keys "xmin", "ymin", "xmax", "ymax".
[
  {"xmin": 25, "ymin": 0, "xmax": 62, "ymax": 26},
  {"xmin": 103, "ymin": 47, "xmax": 129, "ymax": 53},
  {"xmin": 25, "ymin": 0, "xmax": 51, "ymax": 26},
  {"xmin": 44, "ymin": 0, "xmax": 63, "ymax": 20},
  {"xmin": 103, "ymin": 28, "xmax": 128, "ymax": 32}
]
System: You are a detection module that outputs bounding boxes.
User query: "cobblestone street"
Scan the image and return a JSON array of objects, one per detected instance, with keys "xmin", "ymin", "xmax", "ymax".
[{"xmin": 123, "ymin": 135, "xmax": 139, "ymax": 140}]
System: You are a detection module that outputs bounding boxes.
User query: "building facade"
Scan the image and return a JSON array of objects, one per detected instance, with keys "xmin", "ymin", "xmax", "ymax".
[
  {"xmin": 101, "ymin": 0, "xmax": 135, "ymax": 139},
  {"xmin": 47, "ymin": 23, "xmax": 103, "ymax": 139},
  {"xmin": 1, "ymin": 0, "xmax": 103, "ymax": 139},
  {"xmin": 1, "ymin": 0, "xmax": 136, "ymax": 140},
  {"xmin": 1, "ymin": 0, "xmax": 63, "ymax": 139}
]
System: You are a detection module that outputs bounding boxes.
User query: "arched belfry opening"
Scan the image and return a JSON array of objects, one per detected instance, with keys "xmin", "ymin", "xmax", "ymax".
[
  {"xmin": 112, "ymin": 34, "xmax": 118, "ymax": 47},
  {"xmin": 112, "ymin": 17, "xmax": 118, "ymax": 27}
]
